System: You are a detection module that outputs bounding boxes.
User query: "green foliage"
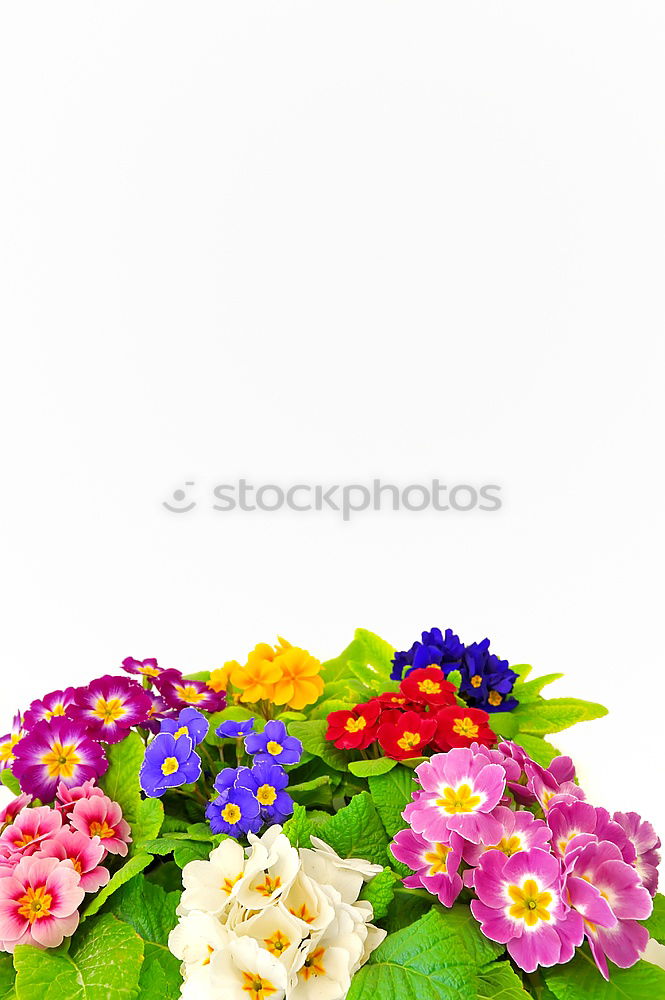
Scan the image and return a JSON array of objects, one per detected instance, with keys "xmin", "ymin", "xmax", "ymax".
[
  {"xmin": 641, "ymin": 891, "xmax": 665, "ymax": 944},
  {"xmin": 477, "ymin": 961, "xmax": 531, "ymax": 999},
  {"xmin": 283, "ymin": 803, "xmax": 317, "ymax": 848},
  {"xmin": 381, "ymin": 886, "xmax": 431, "ymax": 934},
  {"xmin": 512, "ymin": 733, "xmax": 561, "ymax": 767},
  {"xmin": 316, "ymin": 792, "xmax": 389, "ymax": 866},
  {"xmin": 511, "ymin": 697, "xmax": 607, "ymax": 736},
  {"xmin": 359, "ymin": 867, "xmax": 397, "ymax": 920},
  {"xmin": 81, "ymin": 852, "xmax": 153, "ymax": 920},
  {"xmin": 348, "ymin": 758, "xmax": 397, "ymax": 778},
  {"xmin": 544, "ymin": 953, "xmax": 665, "ymax": 999},
  {"xmin": 0, "ymin": 770, "xmax": 20, "ymax": 796},
  {"xmin": 142, "ymin": 835, "xmax": 212, "ymax": 868},
  {"xmin": 13, "ymin": 914, "xmax": 143, "ymax": 1000},
  {"xmin": 354, "ymin": 628, "xmax": 395, "ymax": 676},
  {"xmin": 489, "ymin": 712, "xmax": 519, "ymax": 738},
  {"xmin": 99, "ymin": 733, "xmax": 163, "ymax": 854},
  {"xmin": 513, "ymin": 673, "xmax": 564, "ymax": 703},
  {"xmin": 288, "ymin": 720, "xmax": 352, "ymax": 772},
  {"xmin": 0, "ymin": 954, "xmax": 16, "ymax": 1000},
  {"xmin": 368, "ymin": 766, "xmax": 416, "ymax": 837}
]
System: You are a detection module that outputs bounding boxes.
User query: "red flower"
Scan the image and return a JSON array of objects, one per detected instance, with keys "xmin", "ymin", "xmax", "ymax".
[
  {"xmin": 377, "ymin": 710, "xmax": 437, "ymax": 760},
  {"xmin": 325, "ymin": 702, "xmax": 381, "ymax": 750},
  {"xmin": 434, "ymin": 705, "xmax": 496, "ymax": 751},
  {"xmin": 375, "ymin": 692, "xmax": 413, "ymax": 711},
  {"xmin": 400, "ymin": 668, "xmax": 457, "ymax": 708}
]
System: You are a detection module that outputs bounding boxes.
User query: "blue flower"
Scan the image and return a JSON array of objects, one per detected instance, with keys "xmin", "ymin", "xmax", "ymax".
[
  {"xmin": 160, "ymin": 707, "xmax": 209, "ymax": 746},
  {"xmin": 216, "ymin": 717, "xmax": 255, "ymax": 740},
  {"xmin": 391, "ymin": 627, "xmax": 465, "ymax": 680},
  {"xmin": 236, "ymin": 762, "xmax": 294, "ymax": 824},
  {"xmin": 459, "ymin": 639, "xmax": 519, "ymax": 713},
  {"xmin": 205, "ymin": 785, "xmax": 261, "ymax": 836},
  {"xmin": 139, "ymin": 731, "xmax": 202, "ymax": 798},
  {"xmin": 213, "ymin": 766, "xmax": 251, "ymax": 797},
  {"xmin": 244, "ymin": 720, "xmax": 302, "ymax": 766}
]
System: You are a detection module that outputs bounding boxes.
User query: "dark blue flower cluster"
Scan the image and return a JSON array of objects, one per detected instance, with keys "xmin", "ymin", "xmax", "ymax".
[
  {"xmin": 391, "ymin": 627, "xmax": 519, "ymax": 714},
  {"xmin": 205, "ymin": 719, "xmax": 302, "ymax": 837},
  {"xmin": 140, "ymin": 707, "xmax": 208, "ymax": 797}
]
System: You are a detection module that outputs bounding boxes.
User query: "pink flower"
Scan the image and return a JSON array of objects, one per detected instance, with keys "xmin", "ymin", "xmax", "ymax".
[
  {"xmin": 69, "ymin": 795, "xmax": 131, "ymax": 857},
  {"xmin": 405, "ymin": 748, "xmax": 506, "ymax": 845},
  {"xmin": 55, "ymin": 779, "xmax": 105, "ymax": 818},
  {"xmin": 0, "ymin": 795, "xmax": 32, "ymax": 829},
  {"xmin": 548, "ymin": 802, "xmax": 636, "ymax": 868},
  {"xmin": 390, "ymin": 828, "xmax": 463, "ymax": 906},
  {"xmin": 462, "ymin": 806, "xmax": 552, "ymax": 884},
  {"xmin": 566, "ymin": 839, "xmax": 652, "ymax": 980},
  {"xmin": 0, "ymin": 806, "xmax": 63, "ymax": 861},
  {"xmin": 613, "ymin": 810, "xmax": 661, "ymax": 897},
  {"xmin": 66, "ymin": 675, "xmax": 152, "ymax": 744},
  {"xmin": 37, "ymin": 828, "xmax": 109, "ymax": 893},
  {"xmin": 471, "ymin": 848, "xmax": 584, "ymax": 973},
  {"xmin": 524, "ymin": 758, "xmax": 585, "ymax": 815},
  {"xmin": 0, "ymin": 854, "xmax": 84, "ymax": 951}
]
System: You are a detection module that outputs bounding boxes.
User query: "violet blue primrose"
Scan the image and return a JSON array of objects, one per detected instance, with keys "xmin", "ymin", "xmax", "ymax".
[
  {"xmin": 205, "ymin": 785, "xmax": 261, "ymax": 837},
  {"xmin": 391, "ymin": 627, "xmax": 465, "ymax": 681},
  {"xmin": 244, "ymin": 720, "xmax": 302, "ymax": 766},
  {"xmin": 236, "ymin": 762, "xmax": 294, "ymax": 824},
  {"xmin": 459, "ymin": 639, "xmax": 519, "ymax": 713},
  {"xmin": 139, "ymin": 732, "xmax": 202, "ymax": 798},
  {"xmin": 160, "ymin": 707, "xmax": 209, "ymax": 746},
  {"xmin": 216, "ymin": 717, "xmax": 255, "ymax": 740}
]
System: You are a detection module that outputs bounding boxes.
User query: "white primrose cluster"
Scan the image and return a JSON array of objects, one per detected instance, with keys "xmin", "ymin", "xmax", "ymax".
[{"xmin": 168, "ymin": 826, "xmax": 387, "ymax": 1000}]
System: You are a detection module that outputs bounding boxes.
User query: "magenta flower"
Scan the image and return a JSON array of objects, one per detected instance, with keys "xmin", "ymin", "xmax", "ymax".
[
  {"xmin": 547, "ymin": 801, "xmax": 636, "ymax": 870},
  {"xmin": 405, "ymin": 748, "xmax": 506, "ymax": 845},
  {"xmin": 121, "ymin": 656, "xmax": 162, "ymax": 680},
  {"xmin": 390, "ymin": 828, "xmax": 463, "ymax": 906},
  {"xmin": 462, "ymin": 805, "xmax": 552, "ymax": 883},
  {"xmin": 0, "ymin": 713, "xmax": 24, "ymax": 772},
  {"xmin": 613, "ymin": 810, "xmax": 661, "ymax": 897},
  {"xmin": 12, "ymin": 718, "xmax": 108, "ymax": 803},
  {"xmin": 156, "ymin": 671, "xmax": 226, "ymax": 713},
  {"xmin": 524, "ymin": 758, "xmax": 585, "ymax": 814},
  {"xmin": 0, "ymin": 854, "xmax": 84, "ymax": 951},
  {"xmin": 22, "ymin": 688, "xmax": 78, "ymax": 732},
  {"xmin": 471, "ymin": 848, "xmax": 584, "ymax": 973},
  {"xmin": 470, "ymin": 742, "xmax": 522, "ymax": 784},
  {"xmin": 0, "ymin": 806, "xmax": 63, "ymax": 862},
  {"xmin": 0, "ymin": 795, "xmax": 32, "ymax": 830},
  {"xmin": 145, "ymin": 693, "xmax": 171, "ymax": 733},
  {"xmin": 69, "ymin": 795, "xmax": 131, "ymax": 857},
  {"xmin": 37, "ymin": 828, "xmax": 109, "ymax": 893},
  {"xmin": 67, "ymin": 675, "xmax": 152, "ymax": 744},
  {"xmin": 566, "ymin": 839, "xmax": 653, "ymax": 980}
]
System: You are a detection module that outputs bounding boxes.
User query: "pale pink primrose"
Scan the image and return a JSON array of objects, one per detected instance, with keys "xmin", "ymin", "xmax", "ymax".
[
  {"xmin": 0, "ymin": 806, "xmax": 63, "ymax": 861},
  {"xmin": 462, "ymin": 805, "xmax": 552, "ymax": 886},
  {"xmin": 69, "ymin": 795, "xmax": 131, "ymax": 857},
  {"xmin": 0, "ymin": 854, "xmax": 84, "ymax": 951},
  {"xmin": 390, "ymin": 828, "xmax": 463, "ymax": 907},
  {"xmin": 37, "ymin": 828, "xmax": 110, "ymax": 893}
]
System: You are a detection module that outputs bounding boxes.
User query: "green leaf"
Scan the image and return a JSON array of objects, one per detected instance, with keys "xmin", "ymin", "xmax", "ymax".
[
  {"xmin": 477, "ymin": 961, "xmax": 531, "ymax": 999},
  {"xmin": 282, "ymin": 803, "xmax": 316, "ymax": 849},
  {"xmin": 446, "ymin": 669, "xmax": 462, "ymax": 689},
  {"xmin": 287, "ymin": 720, "xmax": 352, "ymax": 772},
  {"xmin": 307, "ymin": 699, "xmax": 356, "ymax": 721},
  {"xmin": 130, "ymin": 797, "xmax": 164, "ymax": 849},
  {"xmin": 0, "ymin": 770, "xmax": 20, "ymax": 796},
  {"xmin": 641, "ymin": 891, "xmax": 665, "ymax": 944},
  {"xmin": 544, "ymin": 953, "xmax": 665, "ymax": 1000},
  {"xmin": 99, "ymin": 733, "xmax": 161, "ymax": 855},
  {"xmin": 437, "ymin": 903, "xmax": 504, "ymax": 966},
  {"xmin": 399, "ymin": 756, "xmax": 427, "ymax": 769},
  {"xmin": 511, "ymin": 698, "xmax": 608, "ymax": 736},
  {"xmin": 160, "ymin": 816, "xmax": 189, "ymax": 834},
  {"xmin": 13, "ymin": 913, "xmax": 143, "ymax": 1000},
  {"xmin": 369, "ymin": 767, "xmax": 416, "ymax": 838},
  {"xmin": 0, "ymin": 954, "xmax": 16, "ymax": 1000},
  {"xmin": 346, "ymin": 907, "xmax": 502, "ymax": 1000},
  {"xmin": 359, "ymin": 867, "xmax": 397, "ymax": 920},
  {"xmin": 512, "ymin": 664, "xmax": 533, "ymax": 679},
  {"xmin": 348, "ymin": 758, "xmax": 397, "ymax": 778},
  {"xmin": 382, "ymin": 886, "xmax": 431, "ymax": 933},
  {"xmin": 513, "ymin": 673, "xmax": 564, "ymax": 703},
  {"xmin": 317, "ymin": 792, "xmax": 389, "ymax": 866},
  {"xmin": 347, "ymin": 661, "xmax": 387, "ymax": 694},
  {"xmin": 512, "ymin": 732, "xmax": 561, "ymax": 767},
  {"xmin": 354, "ymin": 628, "xmax": 396, "ymax": 676},
  {"xmin": 489, "ymin": 712, "xmax": 519, "ymax": 738},
  {"xmin": 81, "ymin": 852, "xmax": 153, "ymax": 920},
  {"xmin": 104, "ymin": 876, "xmax": 181, "ymax": 1000},
  {"xmin": 275, "ymin": 711, "xmax": 307, "ymax": 722}
]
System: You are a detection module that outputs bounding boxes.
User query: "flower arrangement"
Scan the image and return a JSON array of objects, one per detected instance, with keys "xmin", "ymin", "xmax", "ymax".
[{"xmin": 0, "ymin": 627, "xmax": 662, "ymax": 1000}]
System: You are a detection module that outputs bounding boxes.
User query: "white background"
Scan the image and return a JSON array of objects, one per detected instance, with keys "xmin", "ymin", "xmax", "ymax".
[{"xmin": 1, "ymin": 0, "xmax": 664, "ymax": 882}]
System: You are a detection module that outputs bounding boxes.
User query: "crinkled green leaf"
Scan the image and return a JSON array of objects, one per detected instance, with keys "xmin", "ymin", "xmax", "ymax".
[
  {"xmin": 512, "ymin": 664, "xmax": 533, "ymax": 679},
  {"xmin": 489, "ymin": 712, "xmax": 519, "ymax": 738},
  {"xmin": 0, "ymin": 953, "xmax": 16, "ymax": 1000},
  {"xmin": 317, "ymin": 792, "xmax": 389, "ymax": 866},
  {"xmin": 369, "ymin": 766, "xmax": 416, "ymax": 838},
  {"xmin": 476, "ymin": 961, "xmax": 530, "ymax": 999},
  {"xmin": 142, "ymin": 836, "xmax": 212, "ymax": 868},
  {"xmin": 99, "ymin": 734, "xmax": 162, "ymax": 854},
  {"xmin": 346, "ymin": 907, "xmax": 501, "ymax": 1000},
  {"xmin": 347, "ymin": 661, "xmax": 387, "ymax": 694},
  {"xmin": 359, "ymin": 867, "xmax": 397, "ymax": 920},
  {"xmin": 130, "ymin": 797, "xmax": 164, "ymax": 849},
  {"xmin": 544, "ymin": 953, "xmax": 665, "ymax": 1000},
  {"xmin": 282, "ymin": 803, "xmax": 317, "ymax": 848},
  {"xmin": 348, "ymin": 758, "xmax": 397, "ymax": 778},
  {"xmin": 446, "ymin": 669, "xmax": 462, "ymax": 690},
  {"xmin": 382, "ymin": 885, "xmax": 431, "ymax": 933},
  {"xmin": 437, "ymin": 903, "xmax": 504, "ymax": 966},
  {"xmin": 287, "ymin": 720, "xmax": 352, "ymax": 772},
  {"xmin": 512, "ymin": 697, "xmax": 607, "ymax": 736},
  {"xmin": 0, "ymin": 770, "xmax": 20, "ymax": 796},
  {"xmin": 307, "ymin": 699, "xmax": 356, "ymax": 721},
  {"xmin": 160, "ymin": 816, "xmax": 189, "ymax": 834},
  {"xmin": 320, "ymin": 640, "xmax": 366, "ymax": 684},
  {"xmin": 512, "ymin": 733, "xmax": 561, "ymax": 767},
  {"xmin": 513, "ymin": 673, "xmax": 564, "ymax": 703},
  {"xmin": 13, "ymin": 913, "xmax": 143, "ymax": 1000},
  {"xmin": 82, "ymin": 852, "xmax": 153, "ymax": 920},
  {"xmin": 641, "ymin": 892, "xmax": 665, "ymax": 944},
  {"xmin": 354, "ymin": 629, "xmax": 396, "ymax": 677}
]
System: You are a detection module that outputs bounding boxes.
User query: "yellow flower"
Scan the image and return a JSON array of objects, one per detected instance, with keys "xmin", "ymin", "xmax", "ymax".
[
  {"xmin": 271, "ymin": 645, "xmax": 323, "ymax": 710},
  {"xmin": 231, "ymin": 644, "xmax": 283, "ymax": 703},
  {"xmin": 208, "ymin": 660, "xmax": 238, "ymax": 693}
]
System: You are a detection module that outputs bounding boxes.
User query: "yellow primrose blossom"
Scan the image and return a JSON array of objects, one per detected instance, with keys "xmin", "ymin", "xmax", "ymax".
[
  {"xmin": 231, "ymin": 644, "xmax": 283, "ymax": 703},
  {"xmin": 208, "ymin": 660, "xmax": 238, "ymax": 693},
  {"xmin": 271, "ymin": 644, "xmax": 323, "ymax": 710}
]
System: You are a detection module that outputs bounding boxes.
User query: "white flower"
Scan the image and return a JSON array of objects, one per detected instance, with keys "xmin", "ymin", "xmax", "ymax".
[
  {"xmin": 237, "ymin": 830, "xmax": 300, "ymax": 910},
  {"xmin": 179, "ymin": 839, "xmax": 245, "ymax": 915},
  {"xmin": 211, "ymin": 935, "xmax": 288, "ymax": 1000},
  {"xmin": 169, "ymin": 911, "xmax": 229, "ymax": 1000},
  {"xmin": 233, "ymin": 902, "xmax": 306, "ymax": 975},
  {"xmin": 300, "ymin": 837, "xmax": 384, "ymax": 905},
  {"xmin": 289, "ymin": 938, "xmax": 354, "ymax": 1000},
  {"xmin": 280, "ymin": 871, "xmax": 337, "ymax": 934}
]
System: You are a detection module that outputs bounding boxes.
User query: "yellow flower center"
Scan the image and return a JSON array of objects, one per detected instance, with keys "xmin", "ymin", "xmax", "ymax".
[
  {"xmin": 397, "ymin": 731, "xmax": 421, "ymax": 752},
  {"xmin": 255, "ymin": 874, "xmax": 281, "ymax": 897},
  {"xmin": 14, "ymin": 832, "xmax": 37, "ymax": 848},
  {"xmin": 161, "ymin": 756, "xmax": 179, "ymax": 775},
  {"xmin": 89, "ymin": 820, "xmax": 117, "ymax": 839},
  {"xmin": 92, "ymin": 697, "xmax": 126, "ymax": 724},
  {"xmin": 289, "ymin": 903, "xmax": 314, "ymax": 923},
  {"xmin": 424, "ymin": 842, "xmax": 451, "ymax": 875},
  {"xmin": 221, "ymin": 873, "xmax": 242, "ymax": 896},
  {"xmin": 487, "ymin": 834, "xmax": 522, "ymax": 857},
  {"xmin": 470, "ymin": 674, "xmax": 483, "ymax": 688},
  {"xmin": 488, "ymin": 691, "xmax": 502, "ymax": 706},
  {"xmin": 266, "ymin": 741, "xmax": 283, "ymax": 756},
  {"xmin": 508, "ymin": 878, "xmax": 553, "ymax": 927},
  {"xmin": 437, "ymin": 783, "xmax": 482, "ymax": 814},
  {"xmin": 418, "ymin": 679, "xmax": 441, "ymax": 694},
  {"xmin": 264, "ymin": 930, "xmax": 290, "ymax": 955},
  {"xmin": 44, "ymin": 705, "xmax": 66, "ymax": 721},
  {"xmin": 41, "ymin": 742, "xmax": 81, "ymax": 779},
  {"xmin": 1, "ymin": 734, "xmax": 21, "ymax": 763},
  {"xmin": 221, "ymin": 803, "xmax": 242, "ymax": 824},
  {"xmin": 17, "ymin": 886, "xmax": 53, "ymax": 924},
  {"xmin": 452, "ymin": 717, "xmax": 480, "ymax": 739},
  {"xmin": 300, "ymin": 947, "xmax": 326, "ymax": 981},
  {"xmin": 344, "ymin": 717, "xmax": 367, "ymax": 733},
  {"xmin": 241, "ymin": 971, "xmax": 277, "ymax": 999},
  {"xmin": 257, "ymin": 784, "xmax": 277, "ymax": 806},
  {"xmin": 139, "ymin": 666, "xmax": 160, "ymax": 677},
  {"xmin": 176, "ymin": 685, "xmax": 205, "ymax": 704},
  {"xmin": 173, "ymin": 727, "xmax": 189, "ymax": 740}
]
